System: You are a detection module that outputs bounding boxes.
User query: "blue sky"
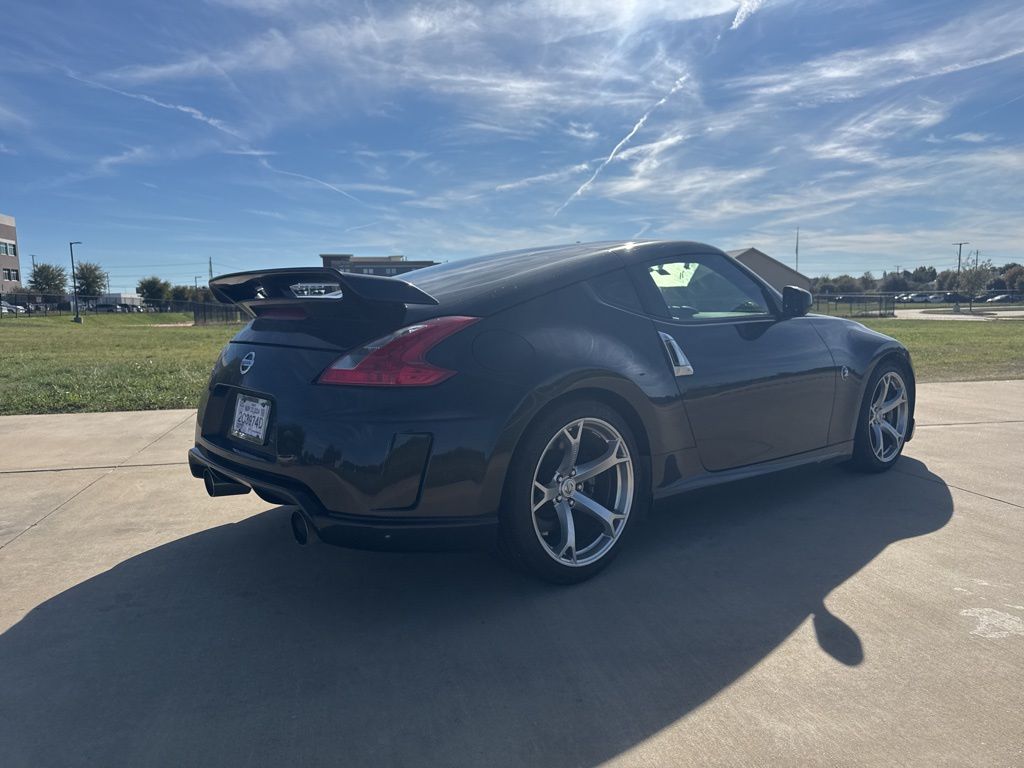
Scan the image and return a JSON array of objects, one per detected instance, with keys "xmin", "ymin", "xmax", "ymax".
[{"xmin": 1, "ymin": 0, "xmax": 1022, "ymax": 291}]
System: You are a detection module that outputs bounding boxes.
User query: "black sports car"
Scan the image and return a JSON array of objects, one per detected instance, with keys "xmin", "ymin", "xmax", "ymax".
[{"xmin": 189, "ymin": 241, "xmax": 915, "ymax": 583}]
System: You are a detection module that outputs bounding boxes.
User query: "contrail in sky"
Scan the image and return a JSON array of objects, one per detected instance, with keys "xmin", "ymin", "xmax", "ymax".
[
  {"xmin": 555, "ymin": 74, "xmax": 688, "ymax": 216},
  {"xmin": 64, "ymin": 69, "xmax": 245, "ymax": 140},
  {"xmin": 258, "ymin": 159, "xmax": 363, "ymax": 204},
  {"xmin": 730, "ymin": 0, "xmax": 766, "ymax": 30}
]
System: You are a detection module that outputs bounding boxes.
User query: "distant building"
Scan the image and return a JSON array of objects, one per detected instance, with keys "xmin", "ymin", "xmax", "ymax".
[
  {"xmin": 320, "ymin": 253, "xmax": 437, "ymax": 277},
  {"xmin": 0, "ymin": 213, "xmax": 21, "ymax": 292},
  {"xmin": 727, "ymin": 247, "xmax": 811, "ymax": 293}
]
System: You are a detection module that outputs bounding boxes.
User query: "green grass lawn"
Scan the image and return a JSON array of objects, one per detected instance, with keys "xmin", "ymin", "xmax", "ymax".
[
  {"xmin": 0, "ymin": 313, "xmax": 238, "ymax": 415},
  {"xmin": 857, "ymin": 318, "xmax": 1024, "ymax": 383},
  {"xmin": 0, "ymin": 312, "xmax": 1020, "ymax": 415}
]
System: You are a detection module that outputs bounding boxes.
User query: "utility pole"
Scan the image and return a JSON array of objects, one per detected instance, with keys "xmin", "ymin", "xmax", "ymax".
[
  {"xmin": 795, "ymin": 226, "xmax": 800, "ymax": 273},
  {"xmin": 105, "ymin": 272, "xmax": 111, "ymax": 295},
  {"xmin": 208, "ymin": 256, "xmax": 213, "ymax": 279},
  {"xmin": 953, "ymin": 241, "xmax": 969, "ymax": 313},
  {"xmin": 69, "ymin": 241, "xmax": 83, "ymax": 323}
]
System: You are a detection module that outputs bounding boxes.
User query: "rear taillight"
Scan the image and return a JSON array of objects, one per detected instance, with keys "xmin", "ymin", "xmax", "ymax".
[{"xmin": 317, "ymin": 316, "xmax": 480, "ymax": 386}]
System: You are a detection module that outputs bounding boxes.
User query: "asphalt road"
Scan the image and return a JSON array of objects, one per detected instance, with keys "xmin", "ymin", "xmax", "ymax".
[{"xmin": 1, "ymin": 382, "xmax": 1022, "ymax": 767}]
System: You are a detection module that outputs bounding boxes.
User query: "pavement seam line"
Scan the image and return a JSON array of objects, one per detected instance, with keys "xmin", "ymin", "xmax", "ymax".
[
  {"xmin": 893, "ymin": 466, "xmax": 1023, "ymax": 510},
  {"xmin": 0, "ymin": 461, "xmax": 188, "ymax": 476},
  {"xmin": 117, "ymin": 412, "xmax": 196, "ymax": 467},
  {"xmin": 0, "ymin": 469, "xmax": 114, "ymax": 551},
  {"xmin": 915, "ymin": 419, "xmax": 1024, "ymax": 428},
  {"xmin": 0, "ymin": 413, "xmax": 196, "ymax": 551}
]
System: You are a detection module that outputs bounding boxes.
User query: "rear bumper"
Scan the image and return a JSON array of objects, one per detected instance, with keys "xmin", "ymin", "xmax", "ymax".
[{"xmin": 188, "ymin": 446, "xmax": 497, "ymax": 551}]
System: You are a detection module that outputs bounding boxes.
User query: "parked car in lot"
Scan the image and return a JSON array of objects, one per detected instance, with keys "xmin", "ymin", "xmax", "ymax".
[
  {"xmin": 941, "ymin": 292, "xmax": 973, "ymax": 303},
  {"xmin": 1, "ymin": 300, "xmax": 27, "ymax": 314},
  {"xmin": 190, "ymin": 240, "xmax": 916, "ymax": 583},
  {"xmin": 926, "ymin": 294, "xmax": 945, "ymax": 303},
  {"xmin": 986, "ymin": 294, "xmax": 1021, "ymax": 303},
  {"xmin": 93, "ymin": 303, "xmax": 122, "ymax": 313}
]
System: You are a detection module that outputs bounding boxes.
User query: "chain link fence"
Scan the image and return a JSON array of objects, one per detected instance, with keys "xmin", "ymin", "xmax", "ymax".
[
  {"xmin": 0, "ymin": 291, "xmax": 243, "ymax": 325},
  {"xmin": 813, "ymin": 294, "xmax": 896, "ymax": 318}
]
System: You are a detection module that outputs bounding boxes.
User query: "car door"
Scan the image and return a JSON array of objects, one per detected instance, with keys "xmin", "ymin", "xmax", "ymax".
[{"xmin": 630, "ymin": 252, "xmax": 836, "ymax": 471}]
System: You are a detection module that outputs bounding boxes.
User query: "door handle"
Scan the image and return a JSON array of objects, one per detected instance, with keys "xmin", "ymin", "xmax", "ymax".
[{"xmin": 658, "ymin": 331, "xmax": 694, "ymax": 376}]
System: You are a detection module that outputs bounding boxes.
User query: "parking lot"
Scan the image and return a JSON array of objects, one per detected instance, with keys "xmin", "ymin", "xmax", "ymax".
[{"xmin": 1, "ymin": 381, "xmax": 1022, "ymax": 767}]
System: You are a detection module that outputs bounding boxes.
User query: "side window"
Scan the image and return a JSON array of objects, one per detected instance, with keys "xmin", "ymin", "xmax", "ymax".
[
  {"xmin": 641, "ymin": 254, "xmax": 772, "ymax": 321},
  {"xmin": 589, "ymin": 269, "xmax": 643, "ymax": 312}
]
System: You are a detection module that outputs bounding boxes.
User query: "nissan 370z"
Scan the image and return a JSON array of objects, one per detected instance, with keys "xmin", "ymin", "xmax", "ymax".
[{"xmin": 189, "ymin": 241, "xmax": 915, "ymax": 583}]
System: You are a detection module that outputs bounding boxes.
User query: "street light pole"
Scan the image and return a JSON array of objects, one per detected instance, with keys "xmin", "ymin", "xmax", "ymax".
[
  {"xmin": 952, "ymin": 241, "xmax": 969, "ymax": 313},
  {"xmin": 69, "ymin": 241, "xmax": 83, "ymax": 324}
]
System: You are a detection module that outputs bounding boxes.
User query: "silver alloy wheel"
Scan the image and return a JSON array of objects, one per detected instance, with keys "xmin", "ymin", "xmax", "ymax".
[
  {"xmin": 868, "ymin": 370, "xmax": 909, "ymax": 463},
  {"xmin": 530, "ymin": 417, "xmax": 634, "ymax": 567}
]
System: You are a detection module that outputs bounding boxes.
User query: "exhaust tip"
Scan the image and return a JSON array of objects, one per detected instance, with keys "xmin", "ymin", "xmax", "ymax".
[
  {"xmin": 203, "ymin": 468, "xmax": 217, "ymax": 497},
  {"xmin": 203, "ymin": 467, "xmax": 250, "ymax": 497},
  {"xmin": 290, "ymin": 509, "xmax": 310, "ymax": 546}
]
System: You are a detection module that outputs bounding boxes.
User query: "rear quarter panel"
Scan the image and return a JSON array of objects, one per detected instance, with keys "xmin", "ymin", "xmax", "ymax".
[{"xmin": 452, "ymin": 279, "xmax": 695, "ymax": 517}]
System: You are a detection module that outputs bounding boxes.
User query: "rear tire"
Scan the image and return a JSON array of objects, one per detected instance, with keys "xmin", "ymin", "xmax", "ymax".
[
  {"xmin": 499, "ymin": 399, "xmax": 643, "ymax": 584},
  {"xmin": 850, "ymin": 360, "xmax": 911, "ymax": 473}
]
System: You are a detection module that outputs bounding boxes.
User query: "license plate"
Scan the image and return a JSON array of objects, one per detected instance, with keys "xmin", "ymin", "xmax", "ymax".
[{"xmin": 231, "ymin": 394, "xmax": 271, "ymax": 444}]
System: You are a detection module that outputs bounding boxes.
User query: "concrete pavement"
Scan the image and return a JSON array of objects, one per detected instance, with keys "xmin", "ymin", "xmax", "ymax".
[
  {"xmin": 895, "ymin": 307, "xmax": 1024, "ymax": 321},
  {"xmin": 1, "ymin": 384, "xmax": 1022, "ymax": 767}
]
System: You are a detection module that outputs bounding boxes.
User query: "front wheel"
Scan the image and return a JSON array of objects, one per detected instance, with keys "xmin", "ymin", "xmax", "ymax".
[
  {"xmin": 499, "ymin": 401, "xmax": 642, "ymax": 584},
  {"xmin": 850, "ymin": 362, "xmax": 911, "ymax": 472}
]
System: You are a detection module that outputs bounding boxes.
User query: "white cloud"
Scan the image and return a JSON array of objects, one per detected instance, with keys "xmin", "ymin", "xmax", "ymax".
[
  {"xmin": 731, "ymin": 6, "xmax": 1024, "ymax": 104},
  {"xmin": 0, "ymin": 104, "xmax": 30, "ymax": 128},
  {"xmin": 94, "ymin": 146, "xmax": 152, "ymax": 174},
  {"xmin": 953, "ymin": 132, "xmax": 993, "ymax": 143},
  {"xmin": 92, "ymin": 1, "xmax": 734, "ymax": 131},
  {"xmin": 565, "ymin": 122, "xmax": 599, "ymax": 141},
  {"xmin": 809, "ymin": 100, "xmax": 949, "ymax": 164},
  {"xmin": 344, "ymin": 183, "xmax": 418, "ymax": 197}
]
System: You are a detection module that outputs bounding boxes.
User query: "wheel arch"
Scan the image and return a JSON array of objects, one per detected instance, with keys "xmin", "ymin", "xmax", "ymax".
[
  {"xmin": 844, "ymin": 343, "xmax": 916, "ymax": 449},
  {"xmin": 482, "ymin": 378, "xmax": 656, "ymax": 520},
  {"xmin": 866, "ymin": 345, "xmax": 916, "ymax": 408}
]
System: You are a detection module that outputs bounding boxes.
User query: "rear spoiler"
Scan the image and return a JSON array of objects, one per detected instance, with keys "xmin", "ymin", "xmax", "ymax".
[{"xmin": 209, "ymin": 267, "xmax": 438, "ymax": 317}]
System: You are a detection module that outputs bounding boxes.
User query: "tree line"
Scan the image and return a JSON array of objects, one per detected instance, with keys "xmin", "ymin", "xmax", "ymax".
[
  {"xmin": 808, "ymin": 260, "xmax": 1023, "ymax": 296},
  {"xmin": 19, "ymin": 257, "xmax": 1023, "ymax": 304},
  {"xmin": 20, "ymin": 262, "xmax": 212, "ymax": 302}
]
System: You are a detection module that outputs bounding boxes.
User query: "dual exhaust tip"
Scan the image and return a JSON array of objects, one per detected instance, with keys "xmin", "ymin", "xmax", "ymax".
[
  {"xmin": 203, "ymin": 468, "xmax": 249, "ymax": 498},
  {"xmin": 202, "ymin": 468, "xmax": 315, "ymax": 546}
]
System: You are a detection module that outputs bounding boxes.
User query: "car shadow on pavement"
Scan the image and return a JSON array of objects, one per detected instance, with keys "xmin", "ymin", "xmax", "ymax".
[{"xmin": 0, "ymin": 458, "xmax": 952, "ymax": 768}]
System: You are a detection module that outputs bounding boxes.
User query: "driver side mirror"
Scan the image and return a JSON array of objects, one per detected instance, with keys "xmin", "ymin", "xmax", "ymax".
[{"xmin": 782, "ymin": 286, "xmax": 813, "ymax": 317}]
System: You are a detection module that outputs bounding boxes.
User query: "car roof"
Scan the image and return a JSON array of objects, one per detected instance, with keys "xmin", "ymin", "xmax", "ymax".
[{"xmin": 405, "ymin": 239, "xmax": 724, "ymax": 316}]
